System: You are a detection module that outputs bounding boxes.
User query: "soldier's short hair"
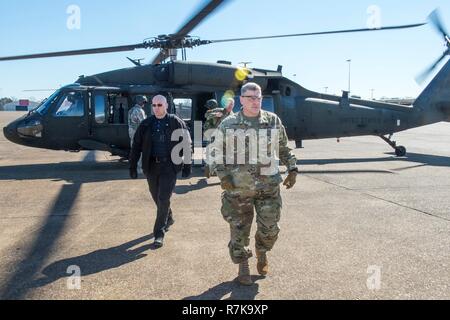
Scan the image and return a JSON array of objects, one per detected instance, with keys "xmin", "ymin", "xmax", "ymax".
[{"xmin": 241, "ymin": 82, "xmax": 262, "ymax": 96}]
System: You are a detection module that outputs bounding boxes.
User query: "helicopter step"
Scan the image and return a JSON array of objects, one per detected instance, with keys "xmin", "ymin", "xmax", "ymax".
[
  {"xmin": 379, "ymin": 134, "xmax": 406, "ymax": 157},
  {"xmin": 78, "ymin": 139, "xmax": 129, "ymax": 158}
]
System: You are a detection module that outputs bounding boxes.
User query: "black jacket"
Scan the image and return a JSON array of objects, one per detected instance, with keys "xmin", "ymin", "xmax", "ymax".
[{"xmin": 129, "ymin": 114, "xmax": 192, "ymax": 175}]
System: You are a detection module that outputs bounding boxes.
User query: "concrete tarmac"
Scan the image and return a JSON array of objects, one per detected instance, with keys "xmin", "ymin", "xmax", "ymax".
[{"xmin": 0, "ymin": 111, "xmax": 449, "ymax": 300}]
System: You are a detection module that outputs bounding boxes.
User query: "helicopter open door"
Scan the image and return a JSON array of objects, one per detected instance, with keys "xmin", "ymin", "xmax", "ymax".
[
  {"xmin": 88, "ymin": 89, "xmax": 132, "ymax": 154},
  {"xmin": 44, "ymin": 89, "xmax": 89, "ymax": 150},
  {"xmin": 173, "ymin": 92, "xmax": 216, "ymax": 140}
]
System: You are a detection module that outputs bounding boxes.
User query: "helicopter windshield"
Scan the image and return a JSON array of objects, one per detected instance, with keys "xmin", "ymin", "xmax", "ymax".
[{"xmin": 35, "ymin": 90, "xmax": 61, "ymax": 115}]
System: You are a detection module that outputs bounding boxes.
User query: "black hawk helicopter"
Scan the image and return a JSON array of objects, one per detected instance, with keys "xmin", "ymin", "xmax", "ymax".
[{"xmin": 2, "ymin": 0, "xmax": 449, "ymax": 158}]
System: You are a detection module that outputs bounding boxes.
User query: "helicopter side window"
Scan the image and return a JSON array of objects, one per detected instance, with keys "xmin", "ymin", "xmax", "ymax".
[
  {"xmin": 106, "ymin": 93, "xmax": 128, "ymax": 124},
  {"xmin": 53, "ymin": 92, "xmax": 85, "ymax": 117},
  {"xmin": 262, "ymin": 96, "xmax": 274, "ymax": 112},
  {"xmin": 173, "ymin": 98, "xmax": 192, "ymax": 121},
  {"xmin": 232, "ymin": 96, "xmax": 241, "ymax": 113},
  {"xmin": 94, "ymin": 94, "xmax": 106, "ymax": 124}
]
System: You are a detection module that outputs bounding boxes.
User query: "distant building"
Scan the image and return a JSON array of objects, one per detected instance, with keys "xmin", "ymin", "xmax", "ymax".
[
  {"xmin": 377, "ymin": 97, "xmax": 415, "ymax": 106},
  {"xmin": 2, "ymin": 99, "xmax": 40, "ymax": 111}
]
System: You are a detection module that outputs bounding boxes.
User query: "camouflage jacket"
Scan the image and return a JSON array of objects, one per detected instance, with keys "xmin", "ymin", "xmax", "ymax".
[
  {"xmin": 204, "ymin": 108, "xmax": 233, "ymax": 132},
  {"xmin": 128, "ymin": 105, "xmax": 146, "ymax": 132},
  {"xmin": 211, "ymin": 110, "xmax": 297, "ymax": 192}
]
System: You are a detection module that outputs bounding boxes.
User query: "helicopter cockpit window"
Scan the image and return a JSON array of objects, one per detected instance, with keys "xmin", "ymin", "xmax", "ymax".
[
  {"xmin": 173, "ymin": 98, "xmax": 192, "ymax": 121},
  {"xmin": 53, "ymin": 92, "xmax": 85, "ymax": 117},
  {"xmin": 36, "ymin": 90, "xmax": 60, "ymax": 115},
  {"xmin": 94, "ymin": 95, "xmax": 106, "ymax": 124}
]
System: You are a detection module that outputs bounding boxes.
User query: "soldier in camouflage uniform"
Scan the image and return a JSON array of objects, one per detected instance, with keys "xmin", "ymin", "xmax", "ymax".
[
  {"xmin": 128, "ymin": 95, "xmax": 147, "ymax": 173},
  {"xmin": 211, "ymin": 83, "xmax": 298, "ymax": 286},
  {"xmin": 204, "ymin": 98, "xmax": 235, "ymax": 132},
  {"xmin": 203, "ymin": 98, "xmax": 235, "ymax": 178}
]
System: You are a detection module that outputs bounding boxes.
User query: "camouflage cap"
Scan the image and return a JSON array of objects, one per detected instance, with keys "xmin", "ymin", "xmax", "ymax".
[{"xmin": 135, "ymin": 95, "xmax": 148, "ymax": 105}]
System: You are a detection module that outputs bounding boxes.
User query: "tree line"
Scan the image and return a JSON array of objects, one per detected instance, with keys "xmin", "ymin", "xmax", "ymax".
[{"xmin": 0, "ymin": 97, "xmax": 13, "ymax": 110}]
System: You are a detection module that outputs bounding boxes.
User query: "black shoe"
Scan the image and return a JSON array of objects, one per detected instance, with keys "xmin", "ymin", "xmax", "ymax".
[
  {"xmin": 165, "ymin": 218, "xmax": 175, "ymax": 232},
  {"xmin": 153, "ymin": 237, "xmax": 164, "ymax": 248}
]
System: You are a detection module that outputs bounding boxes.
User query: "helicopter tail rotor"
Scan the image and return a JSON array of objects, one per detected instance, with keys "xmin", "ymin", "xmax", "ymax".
[
  {"xmin": 429, "ymin": 9, "xmax": 450, "ymax": 42},
  {"xmin": 416, "ymin": 9, "xmax": 450, "ymax": 84}
]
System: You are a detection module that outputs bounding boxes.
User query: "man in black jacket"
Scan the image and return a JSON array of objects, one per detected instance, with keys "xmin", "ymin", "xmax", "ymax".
[{"xmin": 129, "ymin": 94, "xmax": 192, "ymax": 248}]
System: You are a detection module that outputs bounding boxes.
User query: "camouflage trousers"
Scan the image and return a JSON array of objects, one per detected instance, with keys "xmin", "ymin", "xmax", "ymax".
[
  {"xmin": 221, "ymin": 186, "xmax": 282, "ymax": 264},
  {"xmin": 129, "ymin": 129, "xmax": 142, "ymax": 173}
]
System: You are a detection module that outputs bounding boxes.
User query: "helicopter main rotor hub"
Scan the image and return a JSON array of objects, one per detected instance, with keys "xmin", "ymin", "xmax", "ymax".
[{"xmin": 143, "ymin": 35, "xmax": 212, "ymax": 50}]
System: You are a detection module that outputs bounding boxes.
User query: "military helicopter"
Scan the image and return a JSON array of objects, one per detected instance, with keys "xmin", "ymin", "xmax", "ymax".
[{"xmin": 2, "ymin": 0, "xmax": 449, "ymax": 159}]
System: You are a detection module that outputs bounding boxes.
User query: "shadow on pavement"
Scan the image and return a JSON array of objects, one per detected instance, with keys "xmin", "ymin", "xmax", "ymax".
[
  {"xmin": 0, "ymin": 181, "xmax": 82, "ymax": 299},
  {"xmin": 183, "ymin": 276, "xmax": 264, "ymax": 300},
  {"xmin": 0, "ymin": 160, "xmax": 129, "ymax": 184},
  {"xmin": 29, "ymin": 234, "xmax": 154, "ymax": 290},
  {"xmin": 0, "ymin": 152, "xmax": 149, "ymax": 299},
  {"xmin": 298, "ymin": 152, "xmax": 450, "ymax": 168},
  {"xmin": 175, "ymin": 177, "xmax": 220, "ymax": 194}
]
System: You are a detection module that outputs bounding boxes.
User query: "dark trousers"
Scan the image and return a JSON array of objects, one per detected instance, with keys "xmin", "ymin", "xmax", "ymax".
[{"xmin": 146, "ymin": 161, "xmax": 177, "ymax": 239}]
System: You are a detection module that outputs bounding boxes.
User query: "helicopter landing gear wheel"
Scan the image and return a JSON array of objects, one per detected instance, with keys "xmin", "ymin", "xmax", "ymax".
[
  {"xmin": 395, "ymin": 146, "xmax": 406, "ymax": 157},
  {"xmin": 379, "ymin": 134, "xmax": 407, "ymax": 157}
]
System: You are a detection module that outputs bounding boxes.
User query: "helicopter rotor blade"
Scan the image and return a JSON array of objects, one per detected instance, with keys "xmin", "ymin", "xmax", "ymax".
[
  {"xmin": 151, "ymin": 0, "xmax": 230, "ymax": 64},
  {"xmin": 22, "ymin": 89, "xmax": 57, "ymax": 92},
  {"xmin": 175, "ymin": 0, "xmax": 229, "ymax": 38},
  {"xmin": 0, "ymin": 43, "xmax": 147, "ymax": 61},
  {"xmin": 415, "ymin": 49, "xmax": 450, "ymax": 84},
  {"xmin": 209, "ymin": 23, "xmax": 426, "ymax": 44},
  {"xmin": 428, "ymin": 9, "xmax": 449, "ymax": 42}
]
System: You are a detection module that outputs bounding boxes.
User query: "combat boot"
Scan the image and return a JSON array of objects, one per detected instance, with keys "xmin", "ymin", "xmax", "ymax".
[
  {"xmin": 256, "ymin": 251, "xmax": 269, "ymax": 276},
  {"xmin": 237, "ymin": 259, "xmax": 253, "ymax": 286}
]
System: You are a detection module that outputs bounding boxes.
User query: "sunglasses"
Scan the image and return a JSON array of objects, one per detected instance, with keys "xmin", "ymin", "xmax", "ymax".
[
  {"xmin": 152, "ymin": 103, "xmax": 164, "ymax": 107},
  {"xmin": 242, "ymin": 96, "xmax": 262, "ymax": 101}
]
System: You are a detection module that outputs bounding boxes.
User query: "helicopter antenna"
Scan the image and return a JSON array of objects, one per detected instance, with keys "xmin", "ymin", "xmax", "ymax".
[{"xmin": 126, "ymin": 57, "xmax": 144, "ymax": 66}]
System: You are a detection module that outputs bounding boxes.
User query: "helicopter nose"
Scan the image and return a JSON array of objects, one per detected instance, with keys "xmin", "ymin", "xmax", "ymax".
[{"xmin": 3, "ymin": 122, "xmax": 20, "ymax": 144}]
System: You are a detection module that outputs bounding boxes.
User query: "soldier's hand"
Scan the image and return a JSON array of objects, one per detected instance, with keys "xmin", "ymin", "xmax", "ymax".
[
  {"xmin": 129, "ymin": 168, "xmax": 138, "ymax": 179},
  {"xmin": 283, "ymin": 170, "xmax": 297, "ymax": 189},
  {"xmin": 220, "ymin": 175, "xmax": 234, "ymax": 191}
]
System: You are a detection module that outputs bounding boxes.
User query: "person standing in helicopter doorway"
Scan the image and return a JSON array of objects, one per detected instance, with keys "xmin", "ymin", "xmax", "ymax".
[
  {"xmin": 203, "ymin": 97, "xmax": 235, "ymax": 178},
  {"xmin": 128, "ymin": 95, "xmax": 148, "ymax": 174}
]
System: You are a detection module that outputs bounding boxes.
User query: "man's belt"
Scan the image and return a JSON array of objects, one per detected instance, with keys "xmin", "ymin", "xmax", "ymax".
[{"xmin": 151, "ymin": 156, "xmax": 169, "ymax": 163}]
